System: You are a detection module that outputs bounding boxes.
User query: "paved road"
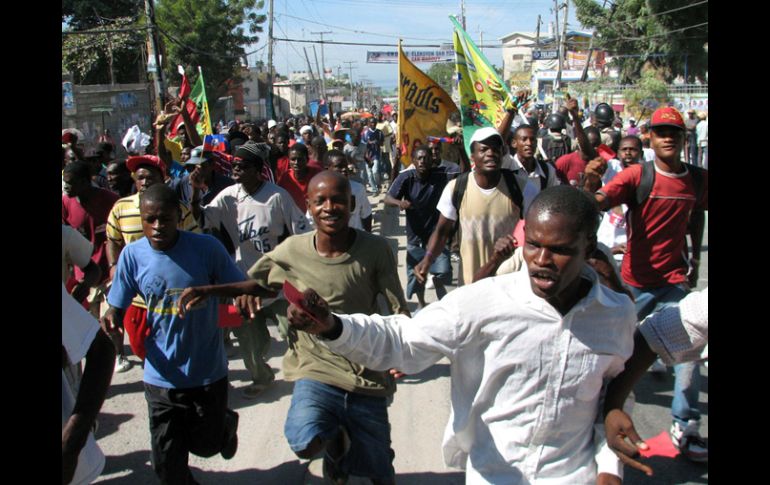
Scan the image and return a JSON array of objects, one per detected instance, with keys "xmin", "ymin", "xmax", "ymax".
[{"xmin": 93, "ymin": 196, "xmax": 707, "ymax": 484}]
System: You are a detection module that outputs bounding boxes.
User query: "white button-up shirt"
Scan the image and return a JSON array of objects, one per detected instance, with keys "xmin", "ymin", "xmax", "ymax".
[{"xmin": 326, "ymin": 266, "xmax": 636, "ymax": 484}]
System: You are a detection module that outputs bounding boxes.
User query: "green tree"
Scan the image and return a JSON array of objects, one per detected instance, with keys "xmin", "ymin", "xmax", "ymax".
[
  {"xmin": 427, "ymin": 62, "xmax": 454, "ymax": 94},
  {"xmin": 623, "ymin": 68, "xmax": 671, "ymax": 118},
  {"xmin": 156, "ymin": 0, "xmax": 266, "ymax": 100},
  {"xmin": 62, "ymin": 1, "xmax": 146, "ymax": 84},
  {"xmin": 573, "ymin": 0, "xmax": 708, "ymax": 83},
  {"xmin": 62, "ymin": 16, "xmax": 146, "ymax": 85}
]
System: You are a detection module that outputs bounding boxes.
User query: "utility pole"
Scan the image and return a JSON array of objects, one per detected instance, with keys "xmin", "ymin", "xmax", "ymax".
[
  {"xmin": 476, "ymin": 25, "xmax": 484, "ymax": 53},
  {"xmin": 94, "ymin": 9, "xmax": 115, "ymax": 85},
  {"xmin": 553, "ymin": 0, "xmax": 562, "ymax": 95},
  {"xmin": 311, "ymin": 31, "xmax": 332, "ymax": 99},
  {"xmin": 535, "ymin": 14, "xmax": 541, "ymax": 47},
  {"xmin": 303, "ymin": 47, "xmax": 316, "ymax": 114},
  {"xmin": 144, "ymin": 0, "xmax": 165, "ymax": 114},
  {"xmin": 460, "ymin": 0, "xmax": 466, "ymax": 30},
  {"xmin": 343, "ymin": 61, "xmax": 357, "ymax": 109},
  {"xmin": 266, "ymin": 0, "xmax": 275, "ymax": 119},
  {"xmin": 582, "ymin": 1, "xmax": 613, "ymax": 83},
  {"xmin": 312, "ymin": 46, "xmax": 323, "ymax": 102}
]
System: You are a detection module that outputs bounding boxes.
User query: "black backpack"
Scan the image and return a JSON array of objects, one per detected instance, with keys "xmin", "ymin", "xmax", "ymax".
[
  {"xmin": 541, "ymin": 134, "xmax": 570, "ymax": 164},
  {"xmin": 631, "ymin": 161, "xmax": 706, "ymax": 209},
  {"xmin": 451, "ymin": 169, "xmax": 524, "ymax": 220}
]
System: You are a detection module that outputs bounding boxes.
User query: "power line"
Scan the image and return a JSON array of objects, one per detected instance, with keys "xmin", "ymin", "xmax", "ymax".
[
  {"xmin": 607, "ymin": 0, "xmax": 708, "ymax": 26},
  {"xmin": 62, "ymin": 26, "xmax": 148, "ymax": 35},
  {"xmin": 157, "ymin": 26, "xmax": 265, "ymax": 60},
  {"xmin": 273, "ymin": 36, "xmax": 504, "ymax": 48},
  {"xmin": 606, "ymin": 21, "xmax": 708, "ymax": 41},
  {"xmin": 275, "ymin": 13, "xmax": 449, "ymax": 41}
]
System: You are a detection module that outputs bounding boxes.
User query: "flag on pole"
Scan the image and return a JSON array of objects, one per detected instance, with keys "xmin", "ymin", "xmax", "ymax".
[
  {"xmin": 168, "ymin": 66, "xmax": 213, "ymax": 141},
  {"xmin": 450, "ymin": 15, "xmax": 515, "ymax": 156},
  {"xmin": 191, "ymin": 66, "xmax": 213, "ymax": 136},
  {"xmin": 397, "ymin": 40, "xmax": 458, "ymax": 167}
]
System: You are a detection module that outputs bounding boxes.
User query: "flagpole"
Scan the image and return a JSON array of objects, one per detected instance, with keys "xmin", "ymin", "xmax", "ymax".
[
  {"xmin": 397, "ymin": 39, "xmax": 403, "ymax": 166},
  {"xmin": 197, "ymin": 66, "xmax": 212, "ymax": 134}
]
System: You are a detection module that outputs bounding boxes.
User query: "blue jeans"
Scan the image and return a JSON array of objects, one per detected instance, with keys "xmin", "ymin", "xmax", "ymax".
[
  {"xmin": 357, "ymin": 160, "xmax": 379, "ymax": 191},
  {"xmin": 699, "ymin": 145, "xmax": 708, "ymax": 169},
  {"xmin": 630, "ymin": 284, "xmax": 701, "ymax": 427},
  {"xmin": 406, "ymin": 244, "xmax": 452, "ymax": 300},
  {"xmin": 687, "ymin": 133, "xmax": 698, "ymax": 165},
  {"xmin": 284, "ymin": 379, "xmax": 395, "ymax": 481}
]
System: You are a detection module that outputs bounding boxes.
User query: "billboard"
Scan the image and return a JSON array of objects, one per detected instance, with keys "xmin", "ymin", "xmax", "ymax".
[{"xmin": 367, "ymin": 50, "xmax": 454, "ymax": 64}]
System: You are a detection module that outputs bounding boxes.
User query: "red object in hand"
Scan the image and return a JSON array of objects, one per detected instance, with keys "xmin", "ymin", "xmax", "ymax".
[
  {"xmin": 638, "ymin": 431, "xmax": 680, "ymax": 459},
  {"xmin": 217, "ymin": 304, "xmax": 243, "ymax": 328},
  {"xmin": 283, "ymin": 280, "xmax": 326, "ymax": 325},
  {"xmin": 512, "ymin": 220, "xmax": 525, "ymax": 248},
  {"xmin": 597, "ymin": 144, "xmax": 616, "ymax": 161}
]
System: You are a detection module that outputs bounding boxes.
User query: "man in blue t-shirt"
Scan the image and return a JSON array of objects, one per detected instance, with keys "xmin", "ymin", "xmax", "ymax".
[
  {"xmin": 101, "ymin": 184, "xmax": 247, "ymax": 483},
  {"xmin": 384, "ymin": 145, "xmax": 454, "ymax": 308}
]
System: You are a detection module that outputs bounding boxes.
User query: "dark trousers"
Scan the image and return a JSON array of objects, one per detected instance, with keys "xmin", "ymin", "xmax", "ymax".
[{"xmin": 145, "ymin": 377, "xmax": 234, "ymax": 485}]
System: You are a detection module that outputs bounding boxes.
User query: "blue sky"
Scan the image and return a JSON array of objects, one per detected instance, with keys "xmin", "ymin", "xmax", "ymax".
[{"xmin": 246, "ymin": 0, "xmax": 584, "ymax": 91}]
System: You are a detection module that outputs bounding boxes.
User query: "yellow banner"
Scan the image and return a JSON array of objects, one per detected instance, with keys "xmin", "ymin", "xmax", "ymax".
[
  {"xmin": 398, "ymin": 40, "xmax": 458, "ymax": 167},
  {"xmin": 451, "ymin": 16, "xmax": 513, "ymax": 156}
]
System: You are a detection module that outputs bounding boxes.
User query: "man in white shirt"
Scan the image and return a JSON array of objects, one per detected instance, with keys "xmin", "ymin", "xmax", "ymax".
[
  {"xmin": 202, "ymin": 144, "xmax": 309, "ymax": 398},
  {"xmin": 62, "ymin": 283, "xmax": 116, "ymax": 484},
  {"xmin": 286, "ymin": 186, "xmax": 635, "ymax": 485}
]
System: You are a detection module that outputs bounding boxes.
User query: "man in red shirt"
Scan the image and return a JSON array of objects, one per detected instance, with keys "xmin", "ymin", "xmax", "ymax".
[
  {"xmin": 585, "ymin": 106, "xmax": 708, "ymax": 463},
  {"xmin": 62, "ymin": 160, "xmax": 126, "ymax": 370},
  {"xmin": 277, "ymin": 143, "xmax": 323, "ymax": 212},
  {"xmin": 554, "ymin": 125, "xmax": 601, "ymax": 186}
]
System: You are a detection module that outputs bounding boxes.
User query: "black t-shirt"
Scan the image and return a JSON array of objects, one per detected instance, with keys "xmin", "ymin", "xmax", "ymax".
[{"xmin": 387, "ymin": 167, "xmax": 454, "ymax": 246}]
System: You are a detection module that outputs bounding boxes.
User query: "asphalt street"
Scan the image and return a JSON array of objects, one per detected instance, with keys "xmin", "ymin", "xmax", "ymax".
[{"xmin": 92, "ymin": 194, "xmax": 708, "ymax": 484}]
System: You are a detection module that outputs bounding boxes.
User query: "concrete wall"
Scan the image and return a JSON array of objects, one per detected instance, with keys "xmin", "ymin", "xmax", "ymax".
[{"xmin": 62, "ymin": 82, "xmax": 153, "ymax": 159}]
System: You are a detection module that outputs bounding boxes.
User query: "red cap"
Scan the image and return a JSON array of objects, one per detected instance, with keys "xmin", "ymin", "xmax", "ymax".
[
  {"xmin": 126, "ymin": 155, "xmax": 166, "ymax": 176},
  {"xmin": 649, "ymin": 107, "xmax": 685, "ymax": 130}
]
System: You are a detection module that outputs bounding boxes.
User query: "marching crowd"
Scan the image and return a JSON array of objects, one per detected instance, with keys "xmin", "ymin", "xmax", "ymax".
[{"xmin": 62, "ymin": 87, "xmax": 708, "ymax": 485}]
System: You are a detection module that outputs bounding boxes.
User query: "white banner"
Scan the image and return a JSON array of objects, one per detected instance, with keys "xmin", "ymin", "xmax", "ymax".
[{"xmin": 367, "ymin": 50, "xmax": 454, "ymax": 64}]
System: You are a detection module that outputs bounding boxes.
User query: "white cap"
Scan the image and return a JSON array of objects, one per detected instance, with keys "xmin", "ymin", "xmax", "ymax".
[
  {"xmin": 469, "ymin": 126, "xmax": 503, "ymax": 145},
  {"xmin": 299, "ymin": 125, "xmax": 313, "ymax": 134},
  {"xmin": 267, "ymin": 119, "xmax": 277, "ymax": 129}
]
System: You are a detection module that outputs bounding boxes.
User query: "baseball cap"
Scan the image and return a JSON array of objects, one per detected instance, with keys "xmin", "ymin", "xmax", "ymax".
[
  {"xmin": 299, "ymin": 125, "xmax": 313, "ymax": 135},
  {"xmin": 126, "ymin": 155, "xmax": 166, "ymax": 176},
  {"xmin": 267, "ymin": 119, "xmax": 277, "ymax": 129},
  {"xmin": 184, "ymin": 145, "xmax": 208, "ymax": 166},
  {"xmin": 649, "ymin": 107, "xmax": 685, "ymax": 130},
  {"xmin": 469, "ymin": 126, "xmax": 503, "ymax": 146}
]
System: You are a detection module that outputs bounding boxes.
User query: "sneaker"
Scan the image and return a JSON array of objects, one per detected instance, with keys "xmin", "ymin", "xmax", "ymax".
[
  {"xmin": 425, "ymin": 275, "xmax": 435, "ymax": 289},
  {"xmin": 115, "ymin": 356, "xmax": 132, "ymax": 373},
  {"xmin": 670, "ymin": 420, "xmax": 708, "ymax": 462},
  {"xmin": 322, "ymin": 426, "xmax": 351, "ymax": 485},
  {"xmin": 649, "ymin": 358, "xmax": 667, "ymax": 374},
  {"xmin": 241, "ymin": 371, "xmax": 275, "ymax": 399},
  {"xmin": 221, "ymin": 410, "xmax": 239, "ymax": 459}
]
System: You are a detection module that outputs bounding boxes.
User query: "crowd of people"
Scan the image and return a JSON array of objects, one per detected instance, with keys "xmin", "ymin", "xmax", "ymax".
[{"xmin": 62, "ymin": 86, "xmax": 708, "ymax": 485}]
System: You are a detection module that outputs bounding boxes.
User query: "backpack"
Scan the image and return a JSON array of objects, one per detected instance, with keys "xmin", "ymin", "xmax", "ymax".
[
  {"xmin": 536, "ymin": 160, "xmax": 551, "ymax": 191},
  {"xmin": 631, "ymin": 161, "xmax": 706, "ymax": 209},
  {"xmin": 451, "ymin": 169, "xmax": 524, "ymax": 220},
  {"xmin": 629, "ymin": 161, "xmax": 706, "ymax": 240},
  {"xmin": 542, "ymin": 134, "xmax": 570, "ymax": 164}
]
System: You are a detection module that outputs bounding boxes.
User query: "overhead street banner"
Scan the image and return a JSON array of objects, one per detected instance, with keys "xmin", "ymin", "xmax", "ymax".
[{"xmin": 368, "ymin": 50, "xmax": 454, "ymax": 64}]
